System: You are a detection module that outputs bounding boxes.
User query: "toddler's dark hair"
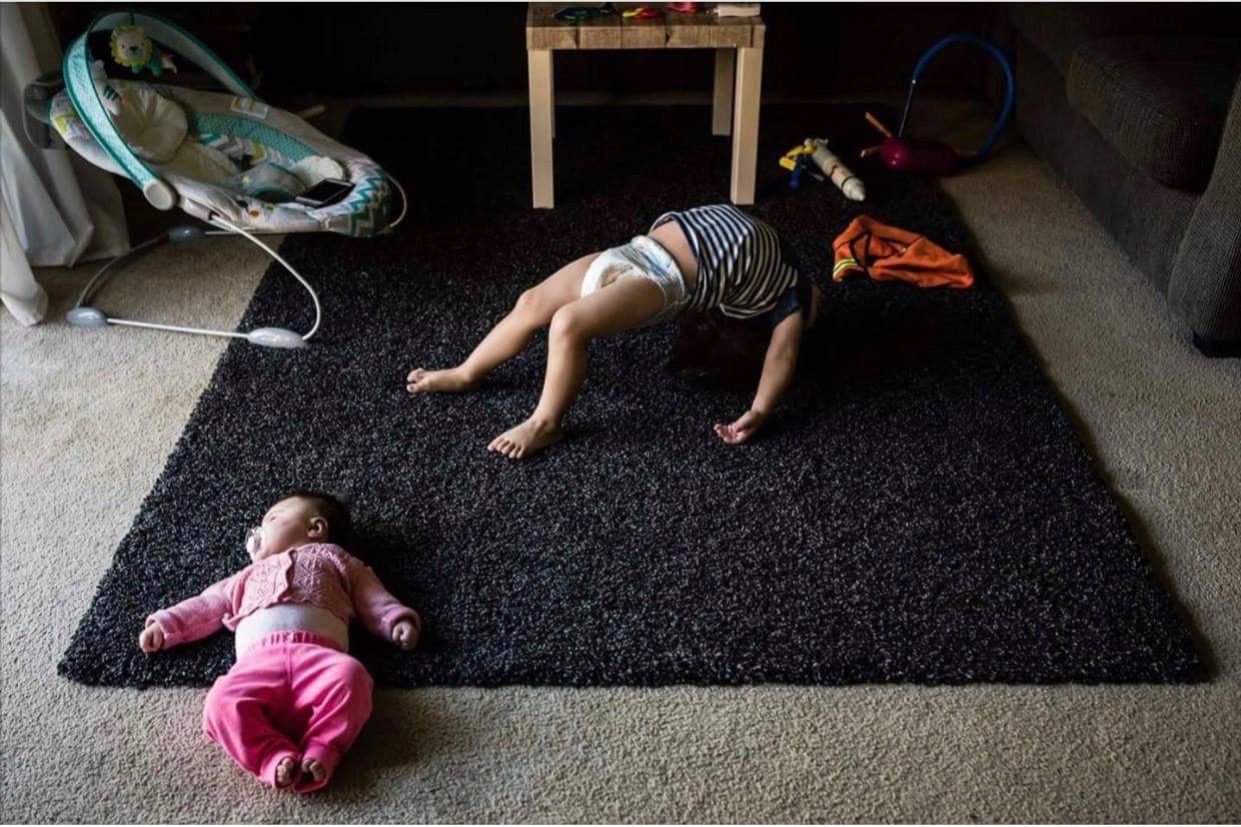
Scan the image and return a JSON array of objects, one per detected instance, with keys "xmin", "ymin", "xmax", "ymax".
[
  {"xmin": 283, "ymin": 489, "xmax": 352, "ymax": 546},
  {"xmin": 668, "ymin": 310, "xmax": 771, "ymax": 390}
]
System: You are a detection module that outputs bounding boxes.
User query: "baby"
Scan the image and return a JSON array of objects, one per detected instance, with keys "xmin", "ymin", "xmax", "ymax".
[
  {"xmin": 139, "ymin": 491, "xmax": 420, "ymax": 792},
  {"xmin": 406, "ymin": 204, "xmax": 820, "ymax": 459}
]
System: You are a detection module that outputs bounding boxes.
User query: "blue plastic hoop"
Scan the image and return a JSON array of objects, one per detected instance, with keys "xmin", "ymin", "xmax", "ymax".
[{"xmin": 896, "ymin": 34, "xmax": 1015, "ymax": 163}]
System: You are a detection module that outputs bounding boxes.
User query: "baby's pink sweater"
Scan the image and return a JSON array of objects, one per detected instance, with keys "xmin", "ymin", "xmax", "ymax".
[{"xmin": 148, "ymin": 543, "xmax": 416, "ymax": 648}]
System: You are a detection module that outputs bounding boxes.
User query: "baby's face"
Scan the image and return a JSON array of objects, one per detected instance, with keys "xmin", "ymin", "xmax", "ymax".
[{"xmin": 250, "ymin": 496, "xmax": 328, "ymax": 562}]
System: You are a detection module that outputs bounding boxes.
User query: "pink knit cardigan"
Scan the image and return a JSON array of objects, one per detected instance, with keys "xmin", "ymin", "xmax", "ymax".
[{"xmin": 147, "ymin": 543, "xmax": 417, "ymax": 647}]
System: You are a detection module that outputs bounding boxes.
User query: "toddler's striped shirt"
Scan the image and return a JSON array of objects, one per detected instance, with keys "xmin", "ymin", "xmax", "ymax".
[{"xmin": 651, "ymin": 204, "xmax": 800, "ymax": 319}]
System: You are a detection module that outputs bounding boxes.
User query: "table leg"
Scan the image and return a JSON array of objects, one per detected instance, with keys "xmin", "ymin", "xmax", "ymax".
[
  {"xmin": 529, "ymin": 49, "xmax": 554, "ymax": 209},
  {"xmin": 730, "ymin": 46, "xmax": 763, "ymax": 205},
  {"xmin": 712, "ymin": 48, "xmax": 735, "ymax": 136}
]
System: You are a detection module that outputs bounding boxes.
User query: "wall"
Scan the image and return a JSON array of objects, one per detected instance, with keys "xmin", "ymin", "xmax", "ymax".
[{"xmin": 52, "ymin": 3, "xmax": 999, "ymax": 103}]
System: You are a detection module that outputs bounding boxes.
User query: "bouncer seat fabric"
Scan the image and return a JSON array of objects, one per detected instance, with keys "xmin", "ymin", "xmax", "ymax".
[{"xmin": 55, "ymin": 12, "xmax": 397, "ymax": 238}]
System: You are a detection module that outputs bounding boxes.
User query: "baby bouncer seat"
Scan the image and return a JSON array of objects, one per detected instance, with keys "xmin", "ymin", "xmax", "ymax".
[{"xmin": 25, "ymin": 11, "xmax": 405, "ymax": 347}]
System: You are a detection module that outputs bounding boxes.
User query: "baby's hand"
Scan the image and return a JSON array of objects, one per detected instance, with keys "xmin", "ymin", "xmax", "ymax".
[
  {"xmin": 391, "ymin": 616, "xmax": 421, "ymax": 651},
  {"xmin": 139, "ymin": 623, "xmax": 165, "ymax": 654},
  {"xmin": 714, "ymin": 409, "xmax": 768, "ymax": 445}
]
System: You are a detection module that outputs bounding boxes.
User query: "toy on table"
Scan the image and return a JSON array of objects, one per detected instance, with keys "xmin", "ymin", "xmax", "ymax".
[
  {"xmin": 552, "ymin": 4, "xmax": 661, "ymax": 22},
  {"xmin": 109, "ymin": 23, "xmax": 177, "ymax": 77},
  {"xmin": 779, "ymin": 138, "xmax": 865, "ymax": 201},
  {"xmin": 713, "ymin": 3, "xmax": 761, "ymax": 16},
  {"xmin": 858, "ymin": 34, "xmax": 1014, "ymax": 176},
  {"xmin": 554, "ymin": 3, "xmax": 617, "ymax": 21}
]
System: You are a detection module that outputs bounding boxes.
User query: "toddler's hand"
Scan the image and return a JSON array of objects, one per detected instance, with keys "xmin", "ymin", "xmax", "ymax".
[
  {"xmin": 714, "ymin": 409, "xmax": 767, "ymax": 445},
  {"xmin": 391, "ymin": 616, "xmax": 421, "ymax": 651},
  {"xmin": 139, "ymin": 623, "xmax": 164, "ymax": 654}
]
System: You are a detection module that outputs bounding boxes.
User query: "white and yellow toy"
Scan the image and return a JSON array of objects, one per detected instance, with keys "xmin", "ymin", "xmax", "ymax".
[{"xmin": 110, "ymin": 24, "xmax": 178, "ymax": 78}]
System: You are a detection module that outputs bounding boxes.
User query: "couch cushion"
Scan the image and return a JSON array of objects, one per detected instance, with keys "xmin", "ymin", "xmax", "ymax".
[{"xmin": 1067, "ymin": 36, "xmax": 1241, "ymax": 190}]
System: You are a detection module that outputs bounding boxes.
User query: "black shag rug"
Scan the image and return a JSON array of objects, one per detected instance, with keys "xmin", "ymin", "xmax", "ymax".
[{"xmin": 60, "ymin": 105, "xmax": 1204, "ymax": 688}]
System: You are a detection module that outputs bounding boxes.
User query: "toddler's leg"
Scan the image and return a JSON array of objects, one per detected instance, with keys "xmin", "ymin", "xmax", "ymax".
[
  {"xmin": 406, "ymin": 252, "xmax": 599, "ymax": 394},
  {"xmin": 288, "ymin": 647, "xmax": 374, "ymax": 793},
  {"xmin": 489, "ymin": 276, "xmax": 666, "ymax": 459},
  {"xmin": 203, "ymin": 653, "xmax": 300, "ymax": 790}
]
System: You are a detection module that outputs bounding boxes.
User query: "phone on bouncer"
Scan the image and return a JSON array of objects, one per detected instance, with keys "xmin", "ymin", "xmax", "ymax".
[{"xmin": 295, "ymin": 178, "xmax": 352, "ymax": 208}]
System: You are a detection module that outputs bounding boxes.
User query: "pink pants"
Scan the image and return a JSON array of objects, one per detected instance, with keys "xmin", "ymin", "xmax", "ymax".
[{"xmin": 203, "ymin": 631, "xmax": 373, "ymax": 793}]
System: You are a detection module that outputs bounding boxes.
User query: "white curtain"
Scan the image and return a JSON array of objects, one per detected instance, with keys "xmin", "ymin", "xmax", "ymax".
[{"xmin": 0, "ymin": 2, "xmax": 129, "ymax": 326}]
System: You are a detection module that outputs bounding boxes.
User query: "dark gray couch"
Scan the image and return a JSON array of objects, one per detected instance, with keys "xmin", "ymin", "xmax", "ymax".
[{"xmin": 996, "ymin": 5, "xmax": 1241, "ymax": 355}]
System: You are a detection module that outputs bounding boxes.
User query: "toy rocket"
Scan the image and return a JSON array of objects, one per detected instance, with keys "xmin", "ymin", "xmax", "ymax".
[{"xmin": 806, "ymin": 138, "xmax": 865, "ymax": 201}]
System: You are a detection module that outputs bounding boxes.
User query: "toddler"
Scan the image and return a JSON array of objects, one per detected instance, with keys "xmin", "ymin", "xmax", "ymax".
[
  {"xmin": 139, "ymin": 491, "xmax": 420, "ymax": 792},
  {"xmin": 406, "ymin": 204, "xmax": 820, "ymax": 458}
]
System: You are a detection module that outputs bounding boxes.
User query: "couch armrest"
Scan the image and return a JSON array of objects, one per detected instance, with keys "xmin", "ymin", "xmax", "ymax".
[{"xmin": 1169, "ymin": 78, "xmax": 1241, "ymax": 348}]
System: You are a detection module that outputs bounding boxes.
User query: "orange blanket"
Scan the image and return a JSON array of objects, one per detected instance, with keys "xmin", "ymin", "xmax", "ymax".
[{"xmin": 832, "ymin": 216, "xmax": 974, "ymax": 289}]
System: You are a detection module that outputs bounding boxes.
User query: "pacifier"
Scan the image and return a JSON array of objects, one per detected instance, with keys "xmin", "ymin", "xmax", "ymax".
[{"xmin": 245, "ymin": 526, "xmax": 264, "ymax": 558}]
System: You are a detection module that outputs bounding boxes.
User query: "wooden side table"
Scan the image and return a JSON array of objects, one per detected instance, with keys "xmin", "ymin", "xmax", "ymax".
[{"xmin": 525, "ymin": 3, "xmax": 766, "ymax": 208}]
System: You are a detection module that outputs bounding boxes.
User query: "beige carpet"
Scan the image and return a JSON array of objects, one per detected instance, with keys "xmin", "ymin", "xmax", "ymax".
[{"xmin": 3, "ymin": 137, "xmax": 1240, "ymax": 822}]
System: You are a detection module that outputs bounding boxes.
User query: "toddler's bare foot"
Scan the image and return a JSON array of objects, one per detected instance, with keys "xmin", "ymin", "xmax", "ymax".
[
  {"xmin": 274, "ymin": 756, "xmax": 296, "ymax": 789},
  {"xmin": 487, "ymin": 417, "xmax": 562, "ymax": 460},
  {"xmin": 301, "ymin": 757, "xmax": 327, "ymax": 785},
  {"xmin": 406, "ymin": 367, "xmax": 477, "ymax": 394}
]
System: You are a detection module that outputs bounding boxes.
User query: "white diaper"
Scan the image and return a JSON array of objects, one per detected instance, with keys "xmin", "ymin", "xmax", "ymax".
[{"xmin": 581, "ymin": 235, "xmax": 688, "ymax": 326}]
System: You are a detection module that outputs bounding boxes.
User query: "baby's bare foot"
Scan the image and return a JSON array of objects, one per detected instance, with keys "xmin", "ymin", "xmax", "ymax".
[
  {"xmin": 274, "ymin": 756, "xmax": 296, "ymax": 789},
  {"xmin": 301, "ymin": 757, "xmax": 327, "ymax": 785},
  {"xmin": 487, "ymin": 417, "xmax": 562, "ymax": 460},
  {"xmin": 406, "ymin": 367, "xmax": 477, "ymax": 394}
]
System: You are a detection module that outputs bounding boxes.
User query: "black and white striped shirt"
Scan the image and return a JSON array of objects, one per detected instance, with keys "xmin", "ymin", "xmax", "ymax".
[{"xmin": 651, "ymin": 204, "xmax": 800, "ymax": 319}]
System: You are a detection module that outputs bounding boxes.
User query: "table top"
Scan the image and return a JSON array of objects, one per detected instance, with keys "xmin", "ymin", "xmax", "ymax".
[{"xmin": 527, "ymin": 3, "xmax": 764, "ymax": 50}]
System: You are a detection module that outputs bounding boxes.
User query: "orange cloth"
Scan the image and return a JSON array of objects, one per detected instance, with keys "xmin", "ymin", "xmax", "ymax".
[{"xmin": 832, "ymin": 216, "xmax": 974, "ymax": 289}]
